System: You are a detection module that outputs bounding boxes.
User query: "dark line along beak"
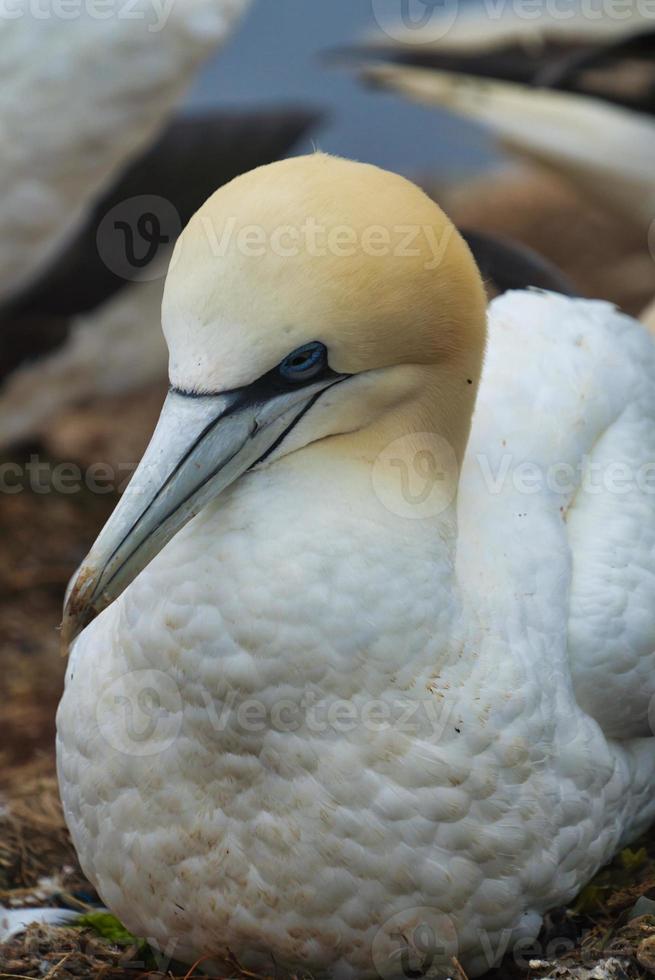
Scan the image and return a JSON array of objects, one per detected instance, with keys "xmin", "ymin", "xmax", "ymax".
[{"xmin": 61, "ymin": 368, "xmax": 347, "ymax": 651}]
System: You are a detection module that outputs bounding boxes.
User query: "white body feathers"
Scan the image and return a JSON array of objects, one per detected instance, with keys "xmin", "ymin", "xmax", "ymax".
[{"xmin": 57, "ymin": 291, "xmax": 655, "ymax": 978}]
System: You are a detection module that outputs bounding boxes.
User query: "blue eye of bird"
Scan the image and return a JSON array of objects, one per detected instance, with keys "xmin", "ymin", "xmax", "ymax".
[{"xmin": 278, "ymin": 342, "xmax": 327, "ymax": 382}]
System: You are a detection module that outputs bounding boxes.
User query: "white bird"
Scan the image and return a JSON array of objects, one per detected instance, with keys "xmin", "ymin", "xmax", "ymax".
[
  {"xmin": 57, "ymin": 155, "xmax": 655, "ymax": 979},
  {"xmin": 340, "ymin": 12, "xmax": 655, "ymax": 226},
  {"xmin": 0, "ymin": 0, "xmax": 250, "ymax": 304}
]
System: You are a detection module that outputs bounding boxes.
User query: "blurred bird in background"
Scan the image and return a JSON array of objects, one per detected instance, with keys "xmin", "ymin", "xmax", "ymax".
[
  {"xmin": 337, "ymin": 9, "xmax": 655, "ymax": 317},
  {"xmin": 0, "ymin": 0, "xmax": 318, "ymax": 454},
  {"xmin": 0, "ymin": 0, "xmax": 248, "ymax": 304}
]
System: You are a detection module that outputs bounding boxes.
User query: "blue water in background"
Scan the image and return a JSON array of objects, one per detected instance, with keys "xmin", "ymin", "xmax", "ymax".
[{"xmin": 186, "ymin": 0, "xmax": 500, "ymax": 178}]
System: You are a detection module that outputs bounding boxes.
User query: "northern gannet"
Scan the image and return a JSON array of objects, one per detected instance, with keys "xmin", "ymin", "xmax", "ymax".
[
  {"xmin": 57, "ymin": 154, "xmax": 655, "ymax": 979},
  {"xmin": 339, "ymin": 14, "xmax": 655, "ymax": 226}
]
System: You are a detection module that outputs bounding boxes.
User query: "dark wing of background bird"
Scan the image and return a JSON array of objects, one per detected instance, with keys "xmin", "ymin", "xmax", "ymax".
[
  {"xmin": 333, "ymin": 26, "xmax": 655, "ymax": 116},
  {"xmin": 460, "ymin": 228, "xmax": 577, "ymax": 298}
]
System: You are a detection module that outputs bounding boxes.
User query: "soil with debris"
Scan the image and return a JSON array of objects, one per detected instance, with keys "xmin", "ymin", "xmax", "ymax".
[{"xmin": 1, "ymin": 435, "xmax": 655, "ymax": 979}]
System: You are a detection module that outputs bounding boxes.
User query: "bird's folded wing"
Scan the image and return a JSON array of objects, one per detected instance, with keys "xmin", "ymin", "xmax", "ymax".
[{"xmin": 463, "ymin": 290, "xmax": 655, "ymax": 740}]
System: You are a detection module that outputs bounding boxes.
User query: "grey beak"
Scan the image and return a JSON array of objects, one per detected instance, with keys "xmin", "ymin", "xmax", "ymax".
[{"xmin": 61, "ymin": 372, "xmax": 344, "ymax": 651}]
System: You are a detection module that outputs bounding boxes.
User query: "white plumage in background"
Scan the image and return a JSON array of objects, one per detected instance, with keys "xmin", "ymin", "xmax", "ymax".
[
  {"xmin": 339, "ymin": 10, "xmax": 655, "ymax": 227},
  {"xmin": 0, "ymin": 0, "xmax": 250, "ymax": 304}
]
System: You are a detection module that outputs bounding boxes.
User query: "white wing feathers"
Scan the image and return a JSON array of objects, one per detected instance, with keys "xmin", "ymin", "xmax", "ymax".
[{"xmin": 469, "ymin": 291, "xmax": 655, "ymax": 739}]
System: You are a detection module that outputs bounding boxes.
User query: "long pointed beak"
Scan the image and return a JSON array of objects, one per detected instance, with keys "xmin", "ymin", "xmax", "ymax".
[{"xmin": 61, "ymin": 373, "xmax": 343, "ymax": 651}]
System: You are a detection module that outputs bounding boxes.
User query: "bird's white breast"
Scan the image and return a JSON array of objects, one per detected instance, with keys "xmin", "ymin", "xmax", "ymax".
[{"xmin": 57, "ymin": 295, "xmax": 655, "ymax": 977}]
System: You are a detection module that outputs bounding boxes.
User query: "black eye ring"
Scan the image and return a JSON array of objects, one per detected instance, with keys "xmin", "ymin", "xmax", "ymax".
[{"xmin": 278, "ymin": 342, "xmax": 328, "ymax": 383}]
